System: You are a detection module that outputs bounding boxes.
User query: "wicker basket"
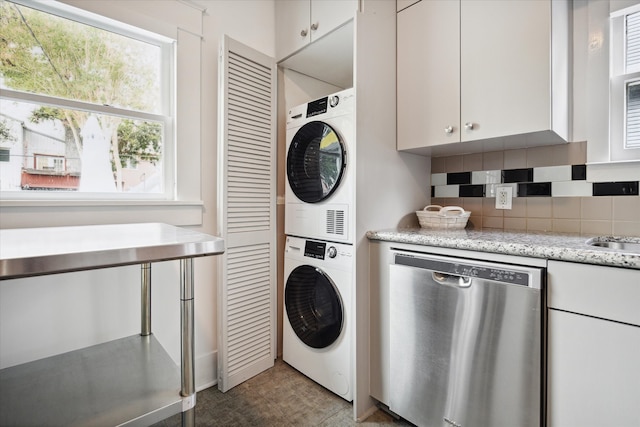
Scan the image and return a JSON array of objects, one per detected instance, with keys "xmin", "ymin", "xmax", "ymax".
[{"xmin": 416, "ymin": 205, "xmax": 471, "ymax": 230}]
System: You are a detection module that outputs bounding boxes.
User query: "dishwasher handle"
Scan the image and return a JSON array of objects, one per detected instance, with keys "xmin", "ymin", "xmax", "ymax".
[{"xmin": 432, "ymin": 271, "xmax": 472, "ymax": 288}]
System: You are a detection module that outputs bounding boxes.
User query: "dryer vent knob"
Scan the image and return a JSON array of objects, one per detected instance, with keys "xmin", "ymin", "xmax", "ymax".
[{"xmin": 327, "ymin": 246, "xmax": 337, "ymax": 258}]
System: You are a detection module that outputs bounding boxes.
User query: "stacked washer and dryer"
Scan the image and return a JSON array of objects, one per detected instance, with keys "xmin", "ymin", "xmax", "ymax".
[{"xmin": 283, "ymin": 88, "xmax": 355, "ymax": 401}]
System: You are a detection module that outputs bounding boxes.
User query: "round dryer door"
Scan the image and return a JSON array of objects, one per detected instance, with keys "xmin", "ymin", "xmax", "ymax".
[
  {"xmin": 287, "ymin": 121, "xmax": 346, "ymax": 203},
  {"xmin": 285, "ymin": 265, "xmax": 344, "ymax": 349}
]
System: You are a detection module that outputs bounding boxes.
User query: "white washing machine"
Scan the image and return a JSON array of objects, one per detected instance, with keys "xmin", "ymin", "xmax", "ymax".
[
  {"xmin": 285, "ymin": 88, "xmax": 355, "ymax": 243},
  {"xmin": 283, "ymin": 236, "xmax": 353, "ymax": 402}
]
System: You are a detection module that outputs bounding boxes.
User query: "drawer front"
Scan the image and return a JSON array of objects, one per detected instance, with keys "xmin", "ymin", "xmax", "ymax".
[{"xmin": 547, "ymin": 260, "xmax": 640, "ymax": 326}]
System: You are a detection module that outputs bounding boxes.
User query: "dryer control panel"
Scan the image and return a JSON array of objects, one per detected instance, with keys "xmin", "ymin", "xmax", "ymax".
[
  {"xmin": 286, "ymin": 88, "xmax": 354, "ymax": 127},
  {"xmin": 306, "ymin": 97, "xmax": 329, "ymax": 117},
  {"xmin": 304, "ymin": 240, "xmax": 327, "ymax": 259}
]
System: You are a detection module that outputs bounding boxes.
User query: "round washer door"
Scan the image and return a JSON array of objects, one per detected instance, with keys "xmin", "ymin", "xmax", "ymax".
[
  {"xmin": 286, "ymin": 121, "xmax": 346, "ymax": 203},
  {"xmin": 285, "ymin": 265, "xmax": 343, "ymax": 349}
]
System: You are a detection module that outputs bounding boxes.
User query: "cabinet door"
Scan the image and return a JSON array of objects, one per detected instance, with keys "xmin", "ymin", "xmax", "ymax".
[
  {"xmin": 275, "ymin": 0, "xmax": 311, "ymax": 60},
  {"xmin": 397, "ymin": 0, "xmax": 460, "ymax": 150},
  {"xmin": 397, "ymin": 0, "xmax": 421, "ymax": 12},
  {"xmin": 460, "ymin": 0, "xmax": 551, "ymax": 141},
  {"xmin": 547, "ymin": 309, "xmax": 640, "ymax": 427},
  {"xmin": 310, "ymin": 0, "xmax": 356, "ymax": 42}
]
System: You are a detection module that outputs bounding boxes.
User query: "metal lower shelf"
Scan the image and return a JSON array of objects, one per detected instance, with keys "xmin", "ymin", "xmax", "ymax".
[{"xmin": 0, "ymin": 334, "xmax": 183, "ymax": 427}]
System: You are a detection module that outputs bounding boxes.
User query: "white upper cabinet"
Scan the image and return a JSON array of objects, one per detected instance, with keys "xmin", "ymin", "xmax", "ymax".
[
  {"xmin": 397, "ymin": 0, "xmax": 570, "ymax": 155},
  {"xmin": 461, "ymin": 1, "xmax": 552, "ymax": 142},
  {"xmin": 275, "ymin": 0, "xmax": 357, "ymax": 61},
  {"xmin": 397, "ymin": 0, "xmax": 460, "ymax": 152},
  {"xmin": 275, "ymin": 0, "xmax": 310, "ymax": 60},
  {"xmin": 397, "ymin": 0, "xmax": 421, "ymax": 12}
]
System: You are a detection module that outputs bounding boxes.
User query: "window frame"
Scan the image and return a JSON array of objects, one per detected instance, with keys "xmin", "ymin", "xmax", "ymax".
[
  {"xmin": 0, "ymin": 0, "xmax": 176, "ymax": 201},
  {"xmin": 610, "ymin": 3, "xmax": 640, "ymax": 162}
]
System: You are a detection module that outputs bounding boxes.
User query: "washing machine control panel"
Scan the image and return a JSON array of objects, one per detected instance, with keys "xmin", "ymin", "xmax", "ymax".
[
  {"xmin": 286, "ymin": 237, "xmax": 354, "ymax": 270},
  {"xmin": 301, "ymin": 239, "xmax": 351, "ymax": 262}
]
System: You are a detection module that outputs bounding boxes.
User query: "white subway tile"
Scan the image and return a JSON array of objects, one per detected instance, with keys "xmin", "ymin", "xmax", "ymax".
[
  {"xmin": 431, "ymin": 173, "xmax": 447, "ymax": 186},
  {"xmin": 552, "ymin": 181, "xmax": 592, "ymax": 197},
  {"xmin": 534, "ymin": 165, "xmax": 571, "ymax": 182},
  {"xmin": 587, "ymin": 163, "xmax": 640, "ymax": 182},
  {"xmin": 472, "ymin": 170, "xmax": 501, "ymax": 185},
  {"xmin": 434, "ymin": 185, "xmax": 459, "ymax": 198}
]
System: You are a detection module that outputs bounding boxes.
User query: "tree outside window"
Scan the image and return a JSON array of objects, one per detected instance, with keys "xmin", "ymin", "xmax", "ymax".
[{"xmin": 0, "ymin": 0, "xmax": 172, "ymax": 194}]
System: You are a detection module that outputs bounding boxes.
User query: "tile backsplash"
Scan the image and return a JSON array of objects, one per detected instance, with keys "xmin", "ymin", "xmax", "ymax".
[{"xmin": 430, "ymin": 142, "xmax": 640, "ymax": 237}]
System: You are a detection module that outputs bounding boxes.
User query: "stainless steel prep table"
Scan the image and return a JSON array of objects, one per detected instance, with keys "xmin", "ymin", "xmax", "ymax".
[{"xmin": 0, "ymin": 223, "xmax": 225, "ymax": 427}]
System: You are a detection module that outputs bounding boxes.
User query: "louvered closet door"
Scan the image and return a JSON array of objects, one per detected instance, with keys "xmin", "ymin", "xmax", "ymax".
[{"xmin": 217, "ymin": 36, "xmax": 276, "ymax": 392}]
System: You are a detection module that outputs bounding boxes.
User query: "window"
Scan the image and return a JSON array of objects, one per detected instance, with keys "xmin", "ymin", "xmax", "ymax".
[
  {"xmin": 0, "ymin": 0, "xmax": 174, "ymax": 197},
  {"xmin": 0, "ymin": 148, "xmax": 9, "ymax": 162},
  {"xmin": 610, "ymin": 4, "xmax": 640, "ymax": 161},
  {"xmin": 34, "ymin": 155, "xmax": 64, "ymax": 172}
]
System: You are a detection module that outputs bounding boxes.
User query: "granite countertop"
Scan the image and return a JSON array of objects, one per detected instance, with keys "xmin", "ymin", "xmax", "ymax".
[{"xmin": 366, "ymin": 228, "xmax": 640, "ymax": 270}]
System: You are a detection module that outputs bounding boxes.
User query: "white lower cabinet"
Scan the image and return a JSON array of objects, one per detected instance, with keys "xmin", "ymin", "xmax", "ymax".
[
  {"xmin": 547, "ymin": 261, "xmax": 640, "ymax": 427},
  {"xmin": 547, "ymin": 309, "xmax": 640, "ymax": 427}
]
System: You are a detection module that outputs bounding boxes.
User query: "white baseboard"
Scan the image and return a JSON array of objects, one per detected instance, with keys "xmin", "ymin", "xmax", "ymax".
[{"xmin": 195, "ymin": 350, "xmax": 218, "ymax": 391}]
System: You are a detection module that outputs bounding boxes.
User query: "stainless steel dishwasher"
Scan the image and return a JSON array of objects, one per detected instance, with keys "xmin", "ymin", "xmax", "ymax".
[{"xmin": 389, "ymin": 250, "xmax": 544, "ymax": 427}]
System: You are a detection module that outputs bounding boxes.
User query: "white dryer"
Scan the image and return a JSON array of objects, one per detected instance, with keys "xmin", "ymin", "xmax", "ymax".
[
  {"xmin": 283, "ymin": 236, "xmax": 353, "ymax": 401},
  {"xmin": 285, "ymin": 88, "xmax": 355, "ymax": 243}
]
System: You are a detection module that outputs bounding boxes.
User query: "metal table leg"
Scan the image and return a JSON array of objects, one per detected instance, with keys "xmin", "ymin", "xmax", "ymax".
[
  {"xmin": 180, "ymin": 258, "xmax": 196, "ymax": 427},
  {"xmin": 141, "ymin": 263, "xmax": 152, "ymax": 336}
]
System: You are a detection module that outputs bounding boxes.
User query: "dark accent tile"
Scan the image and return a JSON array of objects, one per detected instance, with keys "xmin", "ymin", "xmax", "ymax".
[
  {"xmin": 431, "ymin": 186, "xmax": 435, "ymax": 198},
  {"xmin": 592, "ymin": 181, "xmax": 639, "ymax": 196},
  {"xmin": 502, "ymin": 168, "xmax": 533, "ymax": 183},
  {"xmin": 459, "ymin": 184, "xmax": 485, "ymax": 197},
  {"xmin": 518, "ymin": 182, "xmax": 551, "ymax": 197},
  {"xmin": 571, "ymin": 164, "xmax": 587, "ymax": 180},
  {"xmin": 447, "ymin": 171, "xmax": 471, "ymax": 185}
]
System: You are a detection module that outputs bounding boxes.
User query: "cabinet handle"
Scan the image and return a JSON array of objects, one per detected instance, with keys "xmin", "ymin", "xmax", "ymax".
[
  {"xmin": 444, "ymin": 126, "xmax": 454, "ymax": 134},
  {"xmin": 311, "ymin": 22, "xmax": 319, "ymax": 31},
  {"xmin": 300, "ymin": 28, "xmax": 308, "ymax": 37},
  {"xmin": 464, "ymin": 122, "xmax": 474, "ymax": 130}
]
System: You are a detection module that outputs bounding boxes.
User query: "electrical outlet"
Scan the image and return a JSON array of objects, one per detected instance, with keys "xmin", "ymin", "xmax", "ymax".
[{"xmin": 495, "ymin": 186, "xmax": 513, "ymax": 209}]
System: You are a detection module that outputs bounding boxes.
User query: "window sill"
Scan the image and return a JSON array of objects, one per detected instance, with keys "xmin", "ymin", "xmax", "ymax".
[{"xmin": 0, "ymin": 200, "xmax": 204, "ymax": 228}]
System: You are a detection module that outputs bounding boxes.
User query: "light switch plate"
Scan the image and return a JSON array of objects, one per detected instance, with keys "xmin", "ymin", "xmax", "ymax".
[{"xmin": 495, "ymin": 186, "xmax": 513, "ymax": 209}]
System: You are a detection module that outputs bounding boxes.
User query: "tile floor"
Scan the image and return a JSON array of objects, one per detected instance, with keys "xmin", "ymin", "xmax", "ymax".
[{"xmin": 153, "ymin": 358, "xmax": 411, "ymax": 426}]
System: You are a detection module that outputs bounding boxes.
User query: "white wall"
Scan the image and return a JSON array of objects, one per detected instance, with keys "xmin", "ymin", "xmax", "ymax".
[
  {"xmin": 585, "ymin": 0, "xmax": 640, "ymax": 167},
  {"xmin": 0, "ymin": 0, "xmax": 276, "ymax": 391},
  {"xmin": 353, "ymin": 2, "xmax": 432, "ymax": 419}
]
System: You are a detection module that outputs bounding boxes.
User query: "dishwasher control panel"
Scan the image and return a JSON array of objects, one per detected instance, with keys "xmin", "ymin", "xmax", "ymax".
[{"xmin": 395, "ymin": 253, "xmax": 534, "ymax": 287}]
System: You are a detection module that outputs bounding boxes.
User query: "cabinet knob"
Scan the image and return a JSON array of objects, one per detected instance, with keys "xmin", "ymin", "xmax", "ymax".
[
  {"xmin": 464, "ymin": 122, "xmax": 474, "ymax": 130},
  {"xmin": 444, "ymin": 126, "xmax": 454, "ymax": 134},
  {"xmin": 300, "ymin": 28, "xmax": 308, "ymax": 37},
  {"xmin": 311, "ymin": 22, "xmax": 319, "ymax": 31}
]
